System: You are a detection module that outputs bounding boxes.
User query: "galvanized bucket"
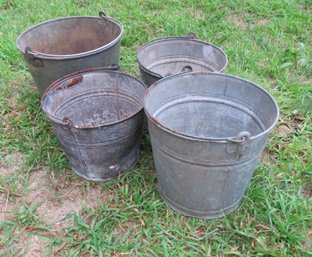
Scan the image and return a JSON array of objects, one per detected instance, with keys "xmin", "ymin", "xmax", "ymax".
[
  {"xmin": 137, "ymin": 33, "xmax": 228, "ymax": 87},
  {"xmin": 16, "ymin": 12, "xmax": 123, "ymax": 95},
  {"xmin": 42, "ymin": 67, "xmax": 146, "ymax": 181},
  {"xmin": 144, "ymin": 72, "xmax": 279, "ymax": 218}
]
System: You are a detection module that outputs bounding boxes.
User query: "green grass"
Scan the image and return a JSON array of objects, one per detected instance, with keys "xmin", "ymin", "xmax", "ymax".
[{"xmin": 0, "ymin": 0, "xmax": 311, "ymax": 256}]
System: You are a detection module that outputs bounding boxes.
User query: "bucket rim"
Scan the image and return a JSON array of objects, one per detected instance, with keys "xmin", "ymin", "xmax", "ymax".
[
  {"xmin": 144, "ymin": 71, "xmax": 279, "ymax": 143},
  {"xmin": 41, "ymin": 67, "xmax": 146, "ymax": 129},
  {"xmin": 136, "ymin": 35, "xmax": 228, "ymax": 79},
  {"xmin": 16, "ymin": 15, "xmax": 124, "ymax": 60}
]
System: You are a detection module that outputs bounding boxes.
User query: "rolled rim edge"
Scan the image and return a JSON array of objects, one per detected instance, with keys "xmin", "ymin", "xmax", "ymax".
[
  {"xmin": 16, "ymin": 16, "xmax": 124, "ymax": 60},
  {"xmin": 144, "ymin": 72, "xmax": 279, "ymax": 142}
]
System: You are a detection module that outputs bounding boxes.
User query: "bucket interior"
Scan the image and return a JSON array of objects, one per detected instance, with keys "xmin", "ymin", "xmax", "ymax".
[
  {"xmin": 145, "ymin": 73, "xmax": 278, "ymax": 139},
  {"xmin": 56, "ymin": 94, "xmax": 140, "ymax": 127},
  {"xmin": 154, "ymin": 97, "xmax": 266, "ymax": 138},
  {"xmin": 17, "ymin": 17, "xmax": 122, "ymax": 56},
  {"xmin": 138, "ymin": 38, "xmax": 227, "ymax": 77},
  {"xmin": 43, "ymin": 71, "xmax": 145, "ymax": 128}
]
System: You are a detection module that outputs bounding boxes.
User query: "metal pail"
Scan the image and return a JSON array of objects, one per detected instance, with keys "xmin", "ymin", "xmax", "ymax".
[
  {"xmin": 137, "ymin": 33, "xmax": 228, "ymax": 87},
  {"xmin": 42, "ymin": 67, "xmax": 146, "ymax": 181},
  {"xmin": 144, "ymin": 72, "xmax": 279, "ymax": 218},
  {"xmin": 16, "ymin": 12, "xmax": 123, "ymax": 95}
]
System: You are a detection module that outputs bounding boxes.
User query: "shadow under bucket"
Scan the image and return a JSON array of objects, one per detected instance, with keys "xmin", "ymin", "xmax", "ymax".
[
  {"xmin": 16, "ymin": 12, "xmax": 123, "ymax": 95},
  {"xmin": 144, "ymin": 72, "xmax": 279, "ymax": 218},
  {"xmin": 42, "ymin": 67, "xmax": 146, "ymax": 181}
]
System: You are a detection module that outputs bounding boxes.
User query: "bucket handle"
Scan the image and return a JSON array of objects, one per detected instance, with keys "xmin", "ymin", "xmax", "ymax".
[
  {"xmin": 164, "ymin": 65, "xmax": 193, "ymax": 77},
  {"xmin": 226, "ymin": 131, "xmax": 251, "ymax": 158},
  {"xmin": 25, "ymin": 47, "xmax": 43, "ymax": 67},
  {"xmin": 180, "ymin": 65, "xmax": 193, "ymax": 73},
  {"xmin": 227, "ymin": 131, "xmax": 251, "ymax": 145},
  {"xmin": 186, "ymin": 32, "xmax": 196, "ymax": 39},
  {"xmin": 99, "ymin": 11, "xmax": 106, "ymax": 17}
]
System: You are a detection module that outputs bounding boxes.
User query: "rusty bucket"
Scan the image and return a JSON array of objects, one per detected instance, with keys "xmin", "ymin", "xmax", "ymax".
[
  {"xmin": 137, "ymin": 33, "xmax": 228, "ymax": 87},
  {"xmin": 144, "ymin": 72, "xmax": 279, "ymax": 218},
  {"xmin": 16, "ymin": 12, "xmax": 123, "ymax": 95},
  {"xmin": 42, "ymin": 67, "xmax": 146, "ymax": 181}
]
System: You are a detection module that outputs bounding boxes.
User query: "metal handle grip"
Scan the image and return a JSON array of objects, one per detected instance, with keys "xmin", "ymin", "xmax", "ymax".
[
  {"xmin": 227, "ymin": 131, "xmax": 251, "ymax": 144},
  {"xmin": 186, "ymin": 32, "xmax": 196, "ymax": 39},
  {"xmin": 180, "ymin": 65, "xmax": 193, "ymax": 73},
  {"xmin": 25, "ymin": 47, "xmax": 43, "ymax": 67},
  {"xmin": 99, "ymin": 11, "xmax": 107, "ymax": 18}
]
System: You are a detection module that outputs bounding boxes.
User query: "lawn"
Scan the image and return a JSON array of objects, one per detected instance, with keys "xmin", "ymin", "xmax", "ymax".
[{"xmin": 0, "ymin": 0, "xmax": 311, "ymax": 256}]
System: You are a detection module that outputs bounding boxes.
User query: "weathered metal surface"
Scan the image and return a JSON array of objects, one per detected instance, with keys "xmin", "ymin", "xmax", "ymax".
[
  {"xmin": 16, "ymin": 13, "xmax": 123, "ymax": 95},
  {"xmin": 137, "ymin": 33, "xmax": 228, "ymax": 87},
  {"xmin": 144, "ymin": 72, "xmax": 279, "ymax": 218},
  {"xmin": 42, "ymin": 68, "xmax": 146, "ymax": 181}
]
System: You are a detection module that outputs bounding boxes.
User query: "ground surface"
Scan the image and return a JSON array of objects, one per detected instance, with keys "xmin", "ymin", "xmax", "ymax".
[{"xmin": 0, "ymin": 0, "xmax": 311, "ymax": 256}]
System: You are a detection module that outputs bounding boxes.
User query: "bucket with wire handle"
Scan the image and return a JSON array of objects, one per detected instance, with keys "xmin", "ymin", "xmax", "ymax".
[
  {"xmin": 17, "ymin": 12, "xmax": 124, "ymax": 95},
  {"xmin": 42, "ymin": 67, "xmax": 146, "ymax": 181},
  {"xmin": 144, "ymin": 72, "xmax": 279, "ymax": 218},
  {"xmin": 137, "ymin": 33, "xmax": 228, "ymax": 87}
]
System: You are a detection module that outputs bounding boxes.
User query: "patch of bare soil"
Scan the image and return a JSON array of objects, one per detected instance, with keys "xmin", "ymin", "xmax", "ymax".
[
  {"xmin": 297, "ymin": 78, "xmax": 312, "ymax": 86},
  {"xmin": 0, "ymin": 151, "xmax": 26, "ymax": 177},
  {"xmin": 300, "ymin": 187, "xmax": 312, "ymax": 200},
  {"xmin": 227, "ymin": 13, "xmax": 248, "ymax": 30},
  {"xmin": 303, "ymin": 230, "xmax": 312, "ymax": 251},
  {"xmin": 112, "ymin": 221, "xmax": 142, "ymax": 243},
  {"xmin": 23, "ymin": 169, "xmax": 111, "ymax": 230},
  {"xmin": 260, "ymin": 150, "xmax": 278, "ymax": 166},
  {"xmin": 191, "ymin": 9, "xmax": 205, "ymax": 21},
  {"xmin": 277, "ymin": 124, "xmax": 292, "ymax": 135},
  {"xmin": 254, "ymin": 19, "xmax": 269, "ymax": 26},
  {"xmin": 1, "ymin": 165, "xmax": 111, "ymax": 256},
  {"xmin": 275, "ymin": 114, "xmax": 304, "ymax": 137},
  {"xmin": 298, "ymin": 5, "xmax": 311, "ymax": 14},
  {"xmin": 9, "ymin": 233, "xmax": 49, "ymax": 257},
  {"xmin": 6, "ymin": 79, "xmax": 23, "ymax": 107},
  {"xmin": 0, "ymin": 152, "xmax": 27, "ymax": 220},
  {"xmin": 260, "ymin": 113, "xmax": 306, "ymax": 166},
  {"xmin": 227, "ymin": 13, "xmax": 269, "ymax": 30}
]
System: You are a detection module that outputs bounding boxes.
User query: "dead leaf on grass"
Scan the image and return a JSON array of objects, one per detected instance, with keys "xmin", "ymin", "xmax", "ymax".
[
  {"xmin": 277, "ymin": 124, "xmax": 292, "ymax": 135},
  {"xmin": 256, "ymin": 224, "xmax": 271, "ymax": 230}
]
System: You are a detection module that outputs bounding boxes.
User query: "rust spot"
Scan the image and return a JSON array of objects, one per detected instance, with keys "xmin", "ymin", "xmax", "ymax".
[
  {"xmin": 79, "ymin": 121, "xmax": 97, "ymax": 129},
  {"xmin": 79, "ymin": 124, "xmax": 92, "ymax": 129},
  {"xmin": 86, "ymin": 67, "xmax": 102, "ymax": 72},
  {"xmin": 65, "ymin": 75, "xmax": 83, "ymax": 88},
  {"xmin": 150, "ymin": 116, "xmax": 160, "ymax": 125}
]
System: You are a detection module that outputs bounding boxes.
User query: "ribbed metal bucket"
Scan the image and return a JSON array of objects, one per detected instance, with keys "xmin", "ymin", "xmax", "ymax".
[
  {"xmin": 16, "ymin": 12, "xmax": 123, "ymax": 95},
  {"xmin": 137, "ymin": 33, "xmax": 228, "ymax": 87},
  {"xmin": 144, "ymin": 72, "xmax": 279, "ymax": 218},
  {"xmin": 42, "ymin": 67, "xmax": 146, "ymax": 181}
]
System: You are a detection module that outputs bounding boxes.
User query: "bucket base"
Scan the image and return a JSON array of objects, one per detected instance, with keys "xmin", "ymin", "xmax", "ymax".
[
  {"xmin": 72, "ymin": 159, "xmax": 138, "ymax": 182},
  {"xmin": 157, "ymin": 184, "xmax": 243, "ymax": 219},
  {"xmin": 71, "ymin": 148, "xmax": 140, "ymax": 181}
]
